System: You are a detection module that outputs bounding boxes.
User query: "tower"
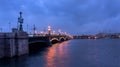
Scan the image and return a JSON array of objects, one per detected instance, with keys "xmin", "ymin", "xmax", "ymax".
[{"xmin": 18, "ymin": 12, "xmax": 24, "ymax": 31}]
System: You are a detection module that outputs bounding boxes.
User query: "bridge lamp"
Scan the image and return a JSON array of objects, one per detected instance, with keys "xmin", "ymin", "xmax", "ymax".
[
  {"xmin": 48, "ymin": 26, "xmax": 51, "ymax": 35},
  {"xmin": 34, "ymin": 30, "xmax": 38, "ymax": 36},
  {"xmin": 48, "ymin": 26, "xmax": 51, "ymax": 31}
]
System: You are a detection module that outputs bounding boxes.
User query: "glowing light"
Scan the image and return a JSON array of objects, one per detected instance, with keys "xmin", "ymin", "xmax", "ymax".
[
  {"xmin": 35, "ymin": 30, "xmax": 37, "ymax": 34},
  {"xmin": 48, "ymin": 26, "xmax": 51, "ymax": 31},
  {"xmin": 34, "ymin": 30, "xmax": 38, "ymax": 36}
]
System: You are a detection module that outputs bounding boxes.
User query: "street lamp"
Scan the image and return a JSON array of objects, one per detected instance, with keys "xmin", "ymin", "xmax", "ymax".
[{"xmin": 48, "ymin": 26, "xmax": 51, "ymax": 36}]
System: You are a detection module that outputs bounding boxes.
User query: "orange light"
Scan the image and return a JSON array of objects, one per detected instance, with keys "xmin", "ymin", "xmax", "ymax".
[{"xmin": 48, "ymin": 26, "xmax": 51, "ymax": 31}]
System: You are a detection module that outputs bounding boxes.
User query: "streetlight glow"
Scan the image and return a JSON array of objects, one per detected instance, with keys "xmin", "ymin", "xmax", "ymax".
[{"xmin": 48, "ymin": 26, "xmax": 51, "ymax": 31}]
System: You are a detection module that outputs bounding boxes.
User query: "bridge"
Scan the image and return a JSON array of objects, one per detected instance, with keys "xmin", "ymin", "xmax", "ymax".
[
  {"xmin": 28, "ymin": 21, "xmax": 73, "ymax": 46},
  {"xmin": 28, "ymin": 34, "xmax": 72, "ymax": 52},
  {"xmin": 0, "ymin": 12, "xmax": 73, "ymax": 59},
  {"xmin": 29, "ymin": 34, "xmax": 72, "ymax": 45},
  {"xmin": 28, "ymin": 25, "xmax": 73, "ymax": 50}
]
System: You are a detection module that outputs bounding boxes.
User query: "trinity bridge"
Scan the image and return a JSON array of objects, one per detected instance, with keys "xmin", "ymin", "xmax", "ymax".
[
  {"xmin": 29, "ymin": 25, "xmax": 72, "ymax": 46},
  {"xmin": 0, "ymin": 12, "xmax": 73, "ymax": 59},
  {"xmin": 29, "ymin": 34, "xmax": 72, "ymax": 45}
]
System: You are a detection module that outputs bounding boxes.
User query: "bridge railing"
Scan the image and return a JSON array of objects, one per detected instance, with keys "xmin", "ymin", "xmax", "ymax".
[{"xmin": 28, "ymin": 33, "xmax": 73, "ymax": 39}]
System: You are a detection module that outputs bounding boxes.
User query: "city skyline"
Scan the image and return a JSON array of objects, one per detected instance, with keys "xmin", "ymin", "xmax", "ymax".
[{"xmin": 0, "ymin": 0, "xmax": 120, "ymax": 35}]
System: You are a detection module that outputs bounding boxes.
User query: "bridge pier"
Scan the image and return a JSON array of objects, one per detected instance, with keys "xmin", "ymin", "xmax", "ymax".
[
  {"xmin": 14, "ymin": 31, "xmax": 28, "ymax": 56},
  {"xmin": 0, "ymin": 29, "xmax": 28, "ymax": 58}
]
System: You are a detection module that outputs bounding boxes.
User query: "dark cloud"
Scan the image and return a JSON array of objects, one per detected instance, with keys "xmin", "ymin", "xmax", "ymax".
[{"xmin": 0, "ymin": 0, "xmax": 120, "ymax": 34}]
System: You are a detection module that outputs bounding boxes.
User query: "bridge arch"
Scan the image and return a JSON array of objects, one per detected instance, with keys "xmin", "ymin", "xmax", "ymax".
[
  {"xmin": 59, "ymin": 37, "xmax": 66, "ymax": 42},
  {"xmin": 50, "ymin": 38, "xmax": 59, "ymax": 44}
]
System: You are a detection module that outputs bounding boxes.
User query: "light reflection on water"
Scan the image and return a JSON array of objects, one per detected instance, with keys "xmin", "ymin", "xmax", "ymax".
[
  {"xmin": 0, "ymin": 39, "xmax": 120, "ymax": 67},
  {"xmin": 45, "ymin": 41, "xmax": 69, "ymax": 67}
]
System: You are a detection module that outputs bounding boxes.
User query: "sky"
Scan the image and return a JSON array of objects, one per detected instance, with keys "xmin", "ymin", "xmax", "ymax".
[{"xmin": 0, "ymin": 0, "xmax": 120, "ymax": 35}]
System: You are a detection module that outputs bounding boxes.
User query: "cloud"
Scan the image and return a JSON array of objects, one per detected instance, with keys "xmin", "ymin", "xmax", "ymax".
[{"xmin": 0, "ymin": 0, "xmax": 120, "ymax": 34}]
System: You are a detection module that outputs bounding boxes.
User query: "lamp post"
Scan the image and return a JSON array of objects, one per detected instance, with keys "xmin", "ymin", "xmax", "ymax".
[
  {"xmin": 33, "ymin": 24, "xmax": 37, "ymax": 36},
  {"xmin": 48, "ymin": 26, "xmax": 51, "ymax": 36}
]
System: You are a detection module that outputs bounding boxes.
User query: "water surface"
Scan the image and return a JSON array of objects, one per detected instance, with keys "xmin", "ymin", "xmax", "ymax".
[{"xmin": 0, "ymin": 39, "xmax": 120, "ymax": 67}]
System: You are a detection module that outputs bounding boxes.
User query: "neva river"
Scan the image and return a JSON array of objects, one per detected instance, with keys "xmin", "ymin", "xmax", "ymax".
[{"xmin": 0, "ymin": 39, "xmax": 120, "ymax": 67}]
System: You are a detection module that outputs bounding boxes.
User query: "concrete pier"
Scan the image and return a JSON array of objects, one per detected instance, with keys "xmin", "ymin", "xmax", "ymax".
[{"xmin": 0, "ymin": 29, "xmax": 28, "ymax": 58}]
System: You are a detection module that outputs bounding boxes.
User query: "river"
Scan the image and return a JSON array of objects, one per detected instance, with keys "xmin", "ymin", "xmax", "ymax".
[{"xmin": 0, "ymin": 39, "xmax": 120, "ymax": 67}]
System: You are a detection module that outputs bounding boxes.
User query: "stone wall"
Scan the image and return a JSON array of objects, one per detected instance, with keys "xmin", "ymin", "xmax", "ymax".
[
  {"xmin": 4, "ymin": 33, "xmax": 16, "ymax": 57},
  {"xmin": 0, "ymin": 31, "xmax": 28, "ymax": 59},
  {"xmin": 0, "ymin": 33, "xmax": 5, "ymax": 58},
  {"xmin": 15, "ymin": 31, "xmax": 29, "ymax": 56}
]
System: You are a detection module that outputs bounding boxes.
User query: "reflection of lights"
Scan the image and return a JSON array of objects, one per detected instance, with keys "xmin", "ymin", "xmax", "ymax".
[
  {"xmin": 45, "ymin": 41, "xmax": 69, "ymax": 67},
  {"xmin": 119, "ymin": 35, "xmax": 120, "ymax": 38},
  {"xmin": 94, "ymin": 36, "xmax": 97, "ymax": 39},
  {"xmin": 46, "ymin": 45, "xmax": 56, "ymax": 67},
  {"xmin": 88, "ymin": 36, "xmax": 91, "ymax": 39}
]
